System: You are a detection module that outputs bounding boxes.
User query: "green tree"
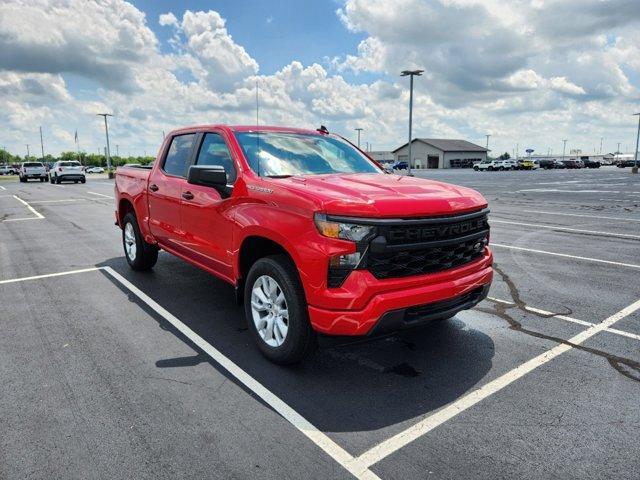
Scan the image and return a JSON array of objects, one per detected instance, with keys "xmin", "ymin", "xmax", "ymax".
[{"xmin": 498, "ymin": 152, "xmax": 511, "ymax": 160}]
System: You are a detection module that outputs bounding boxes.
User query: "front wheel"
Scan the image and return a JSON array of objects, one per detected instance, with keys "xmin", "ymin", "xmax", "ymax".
[
  {"xmin": 473, "ymin": 166, "xmax": 479, "ymax": 171},
  {"xmin": 122, "ymin": 212, "xmax": 159, "ymax": 271},
  {"xmin": 244, "ymin": 255, "xmax": 316, "ymax": 364}
]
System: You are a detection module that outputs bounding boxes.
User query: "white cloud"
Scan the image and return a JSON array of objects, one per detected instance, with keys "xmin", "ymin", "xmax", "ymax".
[{"xmin": 0, "ymin": 0, "xmax": 639, "ymax": 159}]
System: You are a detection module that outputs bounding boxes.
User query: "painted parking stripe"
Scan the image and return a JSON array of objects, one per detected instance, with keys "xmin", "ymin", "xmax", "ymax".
[
  {"xmin": 520, "ymin": 209, "xmax": 640, "ymax": 223},
  {"xmin": 0, "ymin": 185, "xmax": 6, "ymax": 190},
  {"xmin": 351, "ymin": 297, "xmax": 640, "ymax": 470},
  {"xmin": 13, "ymin": 194, "xmax": 44, "ymax": 219},
  {"xmin": 491, "ymin": 243, "xmax": 640, "ymax": 270},
  {"xmin": 487, "ymin": 297, "xmax": 640, "ymax": 341},
  {"xmin": 29, "ymin": 198, "xmax": 86, "ymax": 204},
  {"xmin": 100, "ymin": 267, "xmax": 380, "ymax": 480},
  {"xmin": 0, "ymin": 267, "xmax": 101, "ymax": 285},
  {"xmin": 0, "ymin": 264, "xmax": 379, "ymax": 479},
  {"xmin": 87, "ymin": 191, "xmax": 114, "ymax": 199},
  {"xmin": 491, "ymin": 219, "xmax": 640, "ymax": 240}
]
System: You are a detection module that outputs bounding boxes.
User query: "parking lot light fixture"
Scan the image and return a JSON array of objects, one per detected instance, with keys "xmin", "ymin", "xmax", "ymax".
[
  {"xmin": 401, "ymin": 69, "xmax": 424, "ymax": 176},
  {"xmin": 355, "ymin": 128, "xmax": 363, "ymax": 148},
  {"xmin": 97, "ymin": 113, "xmax": 114, "ymax": 178},
  {"xmin": 633, "ymin": 113, "xmax": 640, "ymax": 174}
]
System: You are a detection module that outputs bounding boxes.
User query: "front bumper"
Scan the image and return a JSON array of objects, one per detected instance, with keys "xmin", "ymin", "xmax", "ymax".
[{"xmin": 307, "ymin": 250, "xmax": 493, "ymax": 336}]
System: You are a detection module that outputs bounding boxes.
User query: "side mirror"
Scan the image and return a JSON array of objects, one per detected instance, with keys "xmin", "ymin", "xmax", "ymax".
[{"xmin": 187, "ymin": 165, "xmax": 231, "ymax": 197}]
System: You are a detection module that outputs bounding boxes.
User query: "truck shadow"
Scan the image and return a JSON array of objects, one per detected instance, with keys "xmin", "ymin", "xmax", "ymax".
[{"xmin": 98, "ymin": 254, "xmax": 494, "ymax": 434}]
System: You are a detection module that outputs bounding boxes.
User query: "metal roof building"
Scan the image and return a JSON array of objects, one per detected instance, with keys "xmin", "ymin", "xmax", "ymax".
[{"xmin": 393, "ymin": 138, "xmax": 488, "ymax": 169}]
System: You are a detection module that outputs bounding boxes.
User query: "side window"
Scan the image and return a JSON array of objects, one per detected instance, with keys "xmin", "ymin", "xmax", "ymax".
[
  {"xmin": 163, "ymin": 134, "xmax": 195, "ymax": 177},
  {"xmin": 196, "ymin": 133, "xmax": 237, "ymax": 184}
]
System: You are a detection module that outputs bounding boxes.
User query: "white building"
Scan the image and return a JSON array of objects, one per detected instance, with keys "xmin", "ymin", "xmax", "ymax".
[
  {"xmin": 368, "ymin": 150, "xmax": 395, "ymax": 164},
  {"xmin": 393, "ymin": 138, "xmax": 488, "ymax": 169}
]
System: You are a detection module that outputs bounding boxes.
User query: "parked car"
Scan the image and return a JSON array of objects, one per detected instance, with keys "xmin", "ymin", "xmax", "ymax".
[
  {"xmin": 85, "ymin": 166, "xmax": 105, "ymax": 173},
  {"xmin": 391, "ymin": 161, "xmax": 408, "ymax": 170},
  {"xmin": 495, "ymin": 159, "xmax": 517, "ymax": 170},
  {"xmin": 538, "ymin": 159, "xmax": 556, "ymax": 169},
  {"xmin": 582, "ymin": 159, "xmax": 601, "ymax": 168},
  {"xmin": 616, "ymin": 159, "xmax": 637, "ymax": 168},
  {"xmin": 474, "ymin": 159, "xmax": 500, "ymax": 171},
  {"xmin": 517, "ymin": 159, "xmax": 534, "ymax": 170},
  {"xmin": 19, "ymin": 162, "xmax": 47, "ymax": 182},
  {"xmin": 49, "ymin": 161, "xmax": 86, "ymax": 184},
  {"xmin": 115, "ymin": 125, "xmax": 493, "ymax": 364},
  {"xmin": 562, "ymin": 159, "xmax": 582, "ymax": 169},
  {"xmin": 0, "ymin": 165, "xmax": 17, "ymax": 175},
  {"xmin": 553, "ymin": 159, "xmax": 566, "ymax": 169}
]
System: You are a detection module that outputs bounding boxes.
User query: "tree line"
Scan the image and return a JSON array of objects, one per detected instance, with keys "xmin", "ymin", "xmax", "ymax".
[{"xmin": 1, "ymin": 148, "xmax": 155, "ymax": 167}]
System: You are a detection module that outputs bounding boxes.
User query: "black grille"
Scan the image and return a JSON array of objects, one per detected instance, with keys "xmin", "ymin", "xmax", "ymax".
[
  {"xmin": 367, "ymin": 235, "xmax": 486, "ymax": 279},
  {"xmin": 364, "ymin": 210, "xmax": 489, "ymax": 280}
]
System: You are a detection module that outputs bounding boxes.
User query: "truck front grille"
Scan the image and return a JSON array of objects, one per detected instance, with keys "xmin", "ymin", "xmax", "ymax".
[
  {"xmin": 367, "ymin": 235, "xmax": 487, "ymax": 279},
  {"xmin": 365, "ymin": 209, "xmax": 489, "ymax": 280}
]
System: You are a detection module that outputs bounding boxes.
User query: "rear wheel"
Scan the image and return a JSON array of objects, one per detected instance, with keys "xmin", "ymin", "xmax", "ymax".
[
  {"xmin": 122, "ymin": 212, "xmax": 158, "ymax": 271},
  {"xmin": 488, "ymin": 166, "xmax": 494, "ymax": 171},
  {"xmin": 473, "ymin": 166, "xmax": 479, "ymax": 171},
  {"xmin": 244, "ymin": 255, "xmax": 316, "ymax": 364},
  {"xmin": 80, "ymin": 177, "xmax": 86, "ymax": 184},
  {"xmin": 55, "ymin": 175, "xmax": 61, "ymax": 184}
]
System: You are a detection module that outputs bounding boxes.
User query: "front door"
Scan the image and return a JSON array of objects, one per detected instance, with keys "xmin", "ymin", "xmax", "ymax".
[
  {"xmin": 179, "ymin": 132, "xmax": 238, "ymax": 283},
  {"xmin": 428, "ymin": 155, "xmax": 440, "ymax": 168},
  {"xmin": 147, "ymin": 133, "xmax": 196, "ymax": 251}
]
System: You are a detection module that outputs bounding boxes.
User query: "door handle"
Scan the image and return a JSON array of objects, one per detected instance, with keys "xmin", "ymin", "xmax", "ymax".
[
  {"xmin": 181, "ymin": 191, "xmax": 194, "ymax": 200},
  {"xmin": 149, "ymin": 183, "xmax": 159, "ymax": 192}
]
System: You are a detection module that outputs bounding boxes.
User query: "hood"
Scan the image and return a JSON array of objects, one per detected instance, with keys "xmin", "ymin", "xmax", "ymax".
[{"xmin": 270, "ymin": 173, "xmax": 487, "ymax": 217}]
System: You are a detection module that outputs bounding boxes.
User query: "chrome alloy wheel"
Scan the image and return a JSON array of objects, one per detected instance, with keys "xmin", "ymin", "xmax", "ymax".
[
  {"xmin": 251, "ymin": 275, "xmax": 289, "ymax": 347},
  {"xmin": 124, "ymin": 222, "xmax": 137, "ymax": 261}
]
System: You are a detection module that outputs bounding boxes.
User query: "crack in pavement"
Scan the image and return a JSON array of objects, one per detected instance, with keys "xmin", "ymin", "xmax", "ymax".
[{"xmin": 480, "ymin": 263, "xmax": 640, "ymax": 382}]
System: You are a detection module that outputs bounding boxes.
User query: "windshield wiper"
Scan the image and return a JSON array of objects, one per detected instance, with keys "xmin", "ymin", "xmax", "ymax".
[{"xmin": 263, "ymin": 174, "xmax": 293, "ymax": 178}]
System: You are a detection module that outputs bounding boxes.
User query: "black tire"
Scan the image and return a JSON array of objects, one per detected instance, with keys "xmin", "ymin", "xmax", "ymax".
[
  {"xmin": 40, "ymin": 177, "xmax": 45, "ymax": 182},
  {"xmin": 81, "ymin": 178, "xmax": 86, "ymax": 184},
  {"xmin": 55, "ymin": 175, "xmax": 61, "ymax": 184},
  {"xmin": 488, "ymin": 166, "xmax": 494, "ymax": 171},
  {"xmin": 244, "ymin": 255, "xmax": 316, "ymax": 364},
  {"xmin": 74, "ymin": 180, "xmax": 78, "ymax": 184},
  {"xmin": 49, "ymin": 175, "xmax": 54, "ymax": 183},
  {"xmin": 473, "ymin": 166, "xmax": 479, "ymax": 171},
  {"xmin": 122, "ymin": 212, "xmax": 159, "ymax": 271}
]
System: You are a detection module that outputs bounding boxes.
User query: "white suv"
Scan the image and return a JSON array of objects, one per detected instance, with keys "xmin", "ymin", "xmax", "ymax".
[
  {"xmin": 49, "ymin": 161, "xmax": 86, "ymax": 184},
  {"xmin": 474, "ymin": 159, "xmax": 502, "ymax": 171},
  {"xmin": 19, "ymin": 162, "xmax": 47, "ymax": 182}
]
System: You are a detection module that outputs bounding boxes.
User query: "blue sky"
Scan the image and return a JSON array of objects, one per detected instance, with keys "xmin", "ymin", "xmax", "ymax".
[{"xmin": 140, "ymin": 0, "xmax": 367, "ymax": 76}]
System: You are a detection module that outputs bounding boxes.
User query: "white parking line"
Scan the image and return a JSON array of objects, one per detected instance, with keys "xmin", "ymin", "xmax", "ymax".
[
  {"xmin": 520, "ymin": 210, "xmax": 640, "ymax": 223},
  {"xmin": 351, "ymin": 297, "xmax": 640, "ymax": 470},
  {"xmin": 29, "ymin": 198, "xmax": 85, "ymax": 204},
  {"xmin": 492, "ymin": 244, "xmax": 640, "ymax": 270},
  {"xmin": 100, "ymin": 267, "xmax": 380, "ymax": 480},
  {"xmin": 0, "ymin": 265, "xmax": 380, "ymax": 479},
  {"xmin": 488, "ymin": 297, "xmax": 640, "ymax": 341},
  {"xmin": 492, "ymin": 219, "xmax": 640, "ymax": 240},
  {"xmin": 87, "ymin": 191, "xmax": 114, "ymax": 199},
  {"xmin": 0, "ymin": 185, "xmax": 6, "ymax": 190},
  {"xmin": 0, "ymin": 267, "xmax": 100, "ymax": 285},
  {"xmin": 13, "ymin": 195, "xmax": 44, "ymax": 219}
]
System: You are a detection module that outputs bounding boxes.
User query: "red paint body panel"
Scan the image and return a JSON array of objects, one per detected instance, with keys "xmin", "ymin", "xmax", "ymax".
[{"xmin": 115, "ymin": 125, "xmax": 493, "ymax": 336}]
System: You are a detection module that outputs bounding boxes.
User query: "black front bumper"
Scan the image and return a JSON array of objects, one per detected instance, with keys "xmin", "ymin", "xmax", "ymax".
[{"xmin": 367, "ymin": 283, "xmax": 491, "ymax": 336}]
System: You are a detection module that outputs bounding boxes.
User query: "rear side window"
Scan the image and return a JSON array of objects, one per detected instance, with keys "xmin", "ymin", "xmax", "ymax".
[
  {"xmin": 60, "ymin": 162, "xmax": 80, "ymax": 167},
  {"xmin": 195, "ymin": 133, "xmax": 237, "ymax": 184},
  {"xmin": 163, "ymin": 134, "xmax": 195, "ymax": 177}
]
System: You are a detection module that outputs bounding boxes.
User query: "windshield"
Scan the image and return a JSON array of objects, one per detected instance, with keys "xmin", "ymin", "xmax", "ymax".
[
  {"xmin": 24, "ymin": 162, "xmax": 43, "ymax": 167},
  {"xmin": 235, "ymin": 132, "xmax": 381, "ymax": 177},
  {"xmin": 60, "ymin": 162, "xmax": 80, "ymax": 167}
]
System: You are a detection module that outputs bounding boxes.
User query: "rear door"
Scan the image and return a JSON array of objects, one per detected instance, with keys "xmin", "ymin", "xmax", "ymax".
[
  {"xmin": 147, "ymin": 133, "xmax": 196, "ymax": 251},
  {"xmin": 179, "ymin": 131, "xmax": 237, "ymax": 282}
]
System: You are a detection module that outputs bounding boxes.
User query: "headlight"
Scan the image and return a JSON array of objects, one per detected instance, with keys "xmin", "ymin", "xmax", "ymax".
[{"xmin": 314, "ymin": 214, "xmax": 375, "ymax": 242}]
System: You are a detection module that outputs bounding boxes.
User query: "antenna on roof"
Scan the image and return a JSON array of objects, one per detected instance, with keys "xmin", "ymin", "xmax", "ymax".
[{"xmin": 317, "ymin": 125, "xmax": 329, "ymax": 134}]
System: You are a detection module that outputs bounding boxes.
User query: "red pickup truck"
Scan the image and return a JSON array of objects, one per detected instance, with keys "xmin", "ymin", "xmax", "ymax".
[{"xmin": 115, "ymin": 125, "xmax": 493, "ymax": 363}]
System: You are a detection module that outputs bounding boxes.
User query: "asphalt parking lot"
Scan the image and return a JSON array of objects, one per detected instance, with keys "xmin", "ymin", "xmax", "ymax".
[{"xmin": 1, "ymin": 167, "xmax": 639, "ymax": 479}]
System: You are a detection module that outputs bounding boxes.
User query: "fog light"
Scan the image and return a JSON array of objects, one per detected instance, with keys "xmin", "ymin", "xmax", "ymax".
[{"xmin": 327, "ymin": 252, "xmax": 361, "ymax": 288}]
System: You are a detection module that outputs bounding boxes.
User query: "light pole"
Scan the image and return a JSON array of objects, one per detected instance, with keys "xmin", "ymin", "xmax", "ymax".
[
  {"xmin": 97, "ymin": 113, "xmax": 114, "ymax": 178},
  {"xmin": 401, "ymin": 69, "xmax": 423, "ymax": 176},
  {"xmin": 485, "ymin": 134, "xmax": 491, "ymax": 151},
  {"xmin": 562, "ymin": 139, "xmax": 567, "ymax": 163},
  {"xmin": 599, "ymin": 137, "xmax": 603, "ymax": 155},
  {"xmin": 355, "ymin": 128, "xmax": 363, "ymax": 149},
  {"xmin": 633, "ymin": 113, "xmax": 640, "ymax": 173},
  {"xmin": 25, "ymin": 144, "xmax": 30, "ymax": 159},
  {"xmin": 39, "ymin": 126, "xmax": 45, "ymax": 161}
]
